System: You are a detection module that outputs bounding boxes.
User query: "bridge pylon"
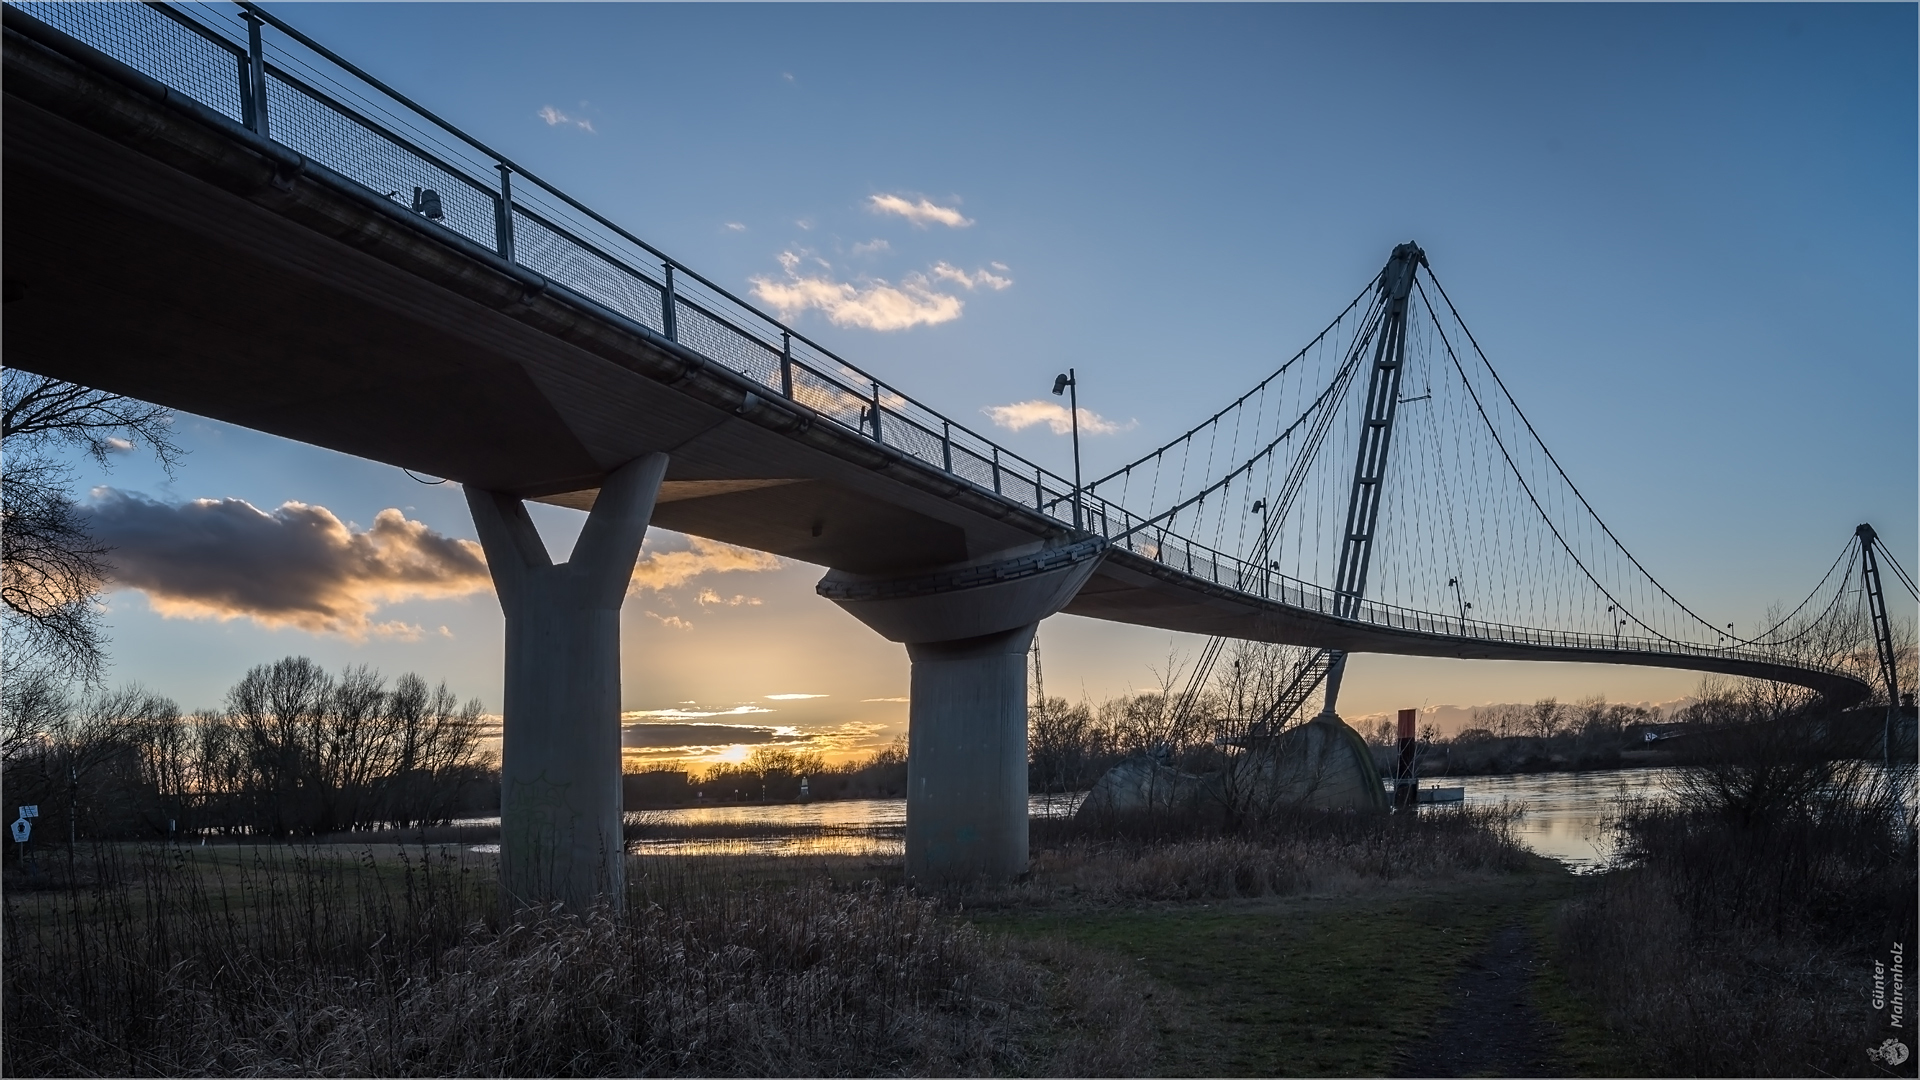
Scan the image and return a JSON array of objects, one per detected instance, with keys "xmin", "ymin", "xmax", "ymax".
[{"xmin": 1319, "ymin": 241, "xmax": 1424, "ymax": 726}]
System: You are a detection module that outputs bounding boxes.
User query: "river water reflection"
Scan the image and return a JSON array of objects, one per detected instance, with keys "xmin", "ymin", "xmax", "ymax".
[
  {"xmin": 613, "ymin": 794, "xmax": 1087, "ymax": 859},
  {"xmin": 466, "ymin": 772, "xmax": 1688, "ymax": 866},
  {"xmin": 1451, "ymin": 767, "xmax": 1683, "ymax": 871},
  {"xmin": 597, "ymin": 773, "xmax": 1683, "ymax": 868}
]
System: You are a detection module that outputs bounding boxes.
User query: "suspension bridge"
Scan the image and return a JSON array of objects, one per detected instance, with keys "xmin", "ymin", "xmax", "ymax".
[{"xmin": 4, "ymin": 2, "xmax": 1905, "ymax": 901}]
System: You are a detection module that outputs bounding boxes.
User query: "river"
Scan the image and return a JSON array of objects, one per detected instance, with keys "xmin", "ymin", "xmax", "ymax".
[{"xmin": 562, "ymin": 769, "xmax": 1689, "ymax": 869}]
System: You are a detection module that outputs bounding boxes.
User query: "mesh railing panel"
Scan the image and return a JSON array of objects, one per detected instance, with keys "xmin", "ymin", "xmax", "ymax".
[
  {"xmin": 13, "ymin": 1, "xmax": 246, "ymax": 122},
  {"xmin": 264, "ymin": 70, "xmax": 497, "ymax": 252},
  {"xmin": 789, "ymin": 366, "xmax": 867, "ymax": 431},
  {"xmin": 949, "ymin": 445, "xmax": 999, "ymax": 493},
  {"xmin": 999, "ymin": 471, "xmax": 1040, "ymax": 511},
  {"xmin": 881, "ymin": 413, "xmax": 947, "ymax": 472},
  {"xmin": 672, "ymin": 298, "xmax": 783, "ymax": 390},
  {"xmin": 511, "ymin": 208, "xmax": 666, "ymax": 334}
]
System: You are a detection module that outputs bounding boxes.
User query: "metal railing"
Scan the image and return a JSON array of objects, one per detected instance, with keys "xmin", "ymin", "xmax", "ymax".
[
  {"xmin": 5, "ymin": 1, "xmax": 1860, "ymax": 689},
  {"xmin": 1102, "ymin": 527, "xmax": 1858, "ymax": 679}
]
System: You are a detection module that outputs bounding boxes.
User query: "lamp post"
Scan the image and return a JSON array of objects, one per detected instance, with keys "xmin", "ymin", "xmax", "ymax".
[
  {"xmin": 1051, "ymin": 369, "xmax": 1082, "ymax": 529},
  {"xmin": 1248, "ymin": 498, "xmax": 1269, "ymax": 594}
]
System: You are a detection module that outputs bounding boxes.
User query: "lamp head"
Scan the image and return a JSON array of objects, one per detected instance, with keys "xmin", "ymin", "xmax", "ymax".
[
  {"xmin": 1051, "ymin": 373, "xmax": 1072, "ymax": 396},
  {"xmin": 1250, "ymin": 499, "xmax": 1265, "ymax": 515}
]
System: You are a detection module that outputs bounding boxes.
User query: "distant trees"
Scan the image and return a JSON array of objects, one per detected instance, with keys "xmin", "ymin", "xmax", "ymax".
[
  {"xmin": 0, "ymin": 656, "xmax": 491, "ymax": 842},
  {"xmin": 1, "ymin": 371, "xmax": 182, "ymax": 684}
]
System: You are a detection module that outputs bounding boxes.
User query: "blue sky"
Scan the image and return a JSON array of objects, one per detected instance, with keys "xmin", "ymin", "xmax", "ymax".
[{"xmin": 66, "ymin": 3, "xmax": 1917, "ymax": 762}]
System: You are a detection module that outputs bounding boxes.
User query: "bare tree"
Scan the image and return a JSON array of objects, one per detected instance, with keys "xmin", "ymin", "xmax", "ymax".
[
  {"xmin": 227, "ymin": 656, "xmax": 333, "ymax": 835},
  {"xmin": 1526, "ymin": 697, "xmax": 1566, "ymax": 740},
  {"xmin": 2, "ymin": 371, "xmax": 183, "ymax": 683}
]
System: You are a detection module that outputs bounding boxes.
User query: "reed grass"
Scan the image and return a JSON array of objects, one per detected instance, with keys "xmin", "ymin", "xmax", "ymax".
[
  {"xmin": 2, "ymin": 843, "xmax": 1149, "ymax": 1076},
  {"xmin": 1001, "ymin": 802, "xmax": 1530, "ymax": 905}
]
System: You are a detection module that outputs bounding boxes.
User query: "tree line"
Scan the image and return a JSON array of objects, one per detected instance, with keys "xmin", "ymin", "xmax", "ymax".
[{"xmin": 1, "ymin": 657, "xmax": 492, "ymax": 842}]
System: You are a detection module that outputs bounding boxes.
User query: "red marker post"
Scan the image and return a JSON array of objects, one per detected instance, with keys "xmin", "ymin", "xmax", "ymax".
[{"xmin": 1394, "ymin": 710, "xmax": 1418, "ymax": 809}]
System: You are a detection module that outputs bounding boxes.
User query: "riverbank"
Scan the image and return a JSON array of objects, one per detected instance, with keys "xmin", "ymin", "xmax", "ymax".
[{"xmin": 9, "ymin": 775, "xmax": 1907, "ymax": 1077}]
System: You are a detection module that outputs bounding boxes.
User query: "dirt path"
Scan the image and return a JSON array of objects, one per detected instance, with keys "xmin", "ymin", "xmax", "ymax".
[{"xmin": 1390, "ymin": 923, "xmax": 1562, "ymax": 1078}]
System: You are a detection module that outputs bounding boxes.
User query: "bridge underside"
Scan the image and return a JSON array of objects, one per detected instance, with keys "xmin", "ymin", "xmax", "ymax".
[{"xmin": 1, "ymin": 26, "xmax": 1057, "ymax": 579}]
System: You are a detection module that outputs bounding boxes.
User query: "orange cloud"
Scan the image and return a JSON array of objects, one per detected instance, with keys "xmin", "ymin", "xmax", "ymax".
[
  {"xmin": 86, "ymin": 489, "xmax": 488, "ymax": 640},
  {"xmin": 630, "ymin": 536, "xmax": 781, "ymax": 592}
]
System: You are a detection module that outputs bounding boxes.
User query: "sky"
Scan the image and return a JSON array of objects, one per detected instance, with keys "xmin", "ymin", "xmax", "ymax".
[{"xmin": 57, "ymin": 3, "xmax": 1919, "ymax": 769}]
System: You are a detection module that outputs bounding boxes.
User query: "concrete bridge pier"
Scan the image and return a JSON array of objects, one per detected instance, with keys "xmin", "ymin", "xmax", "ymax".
[
  {"xmin": 465, "ymin": 453, "xmax": 669, "ymax": 911},
  {"xmin": 820, "ymin": 543, "xmax": 1102, "ymax": 883}
]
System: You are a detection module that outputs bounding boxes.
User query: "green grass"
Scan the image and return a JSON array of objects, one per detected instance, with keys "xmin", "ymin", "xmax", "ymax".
[
  {"xmin": 977, "ymin": 864, "xmax": 1587, "ymax": 1077},
  {"xmin": 1525, "ymin": 898, "xmax": 1650, "ymax": 1077}
]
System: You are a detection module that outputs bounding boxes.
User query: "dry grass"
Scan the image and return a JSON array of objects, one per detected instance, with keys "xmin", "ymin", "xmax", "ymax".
[
  {"xmin": 995, "ymin": 803, "xmax": 1531, "ymax": 906},
  {"xmin": 2, "ymin": 802, "xmax": 1535, "ymax": 1076},
  {"xmin": 2, "ymin": 845, "xmax": 1150, "ymax": 1077}
]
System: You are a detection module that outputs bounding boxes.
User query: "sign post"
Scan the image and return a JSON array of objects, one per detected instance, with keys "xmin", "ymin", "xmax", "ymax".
[{"xmin": 11, "ymin": 805, "xmax": 36, "ymax": 863}]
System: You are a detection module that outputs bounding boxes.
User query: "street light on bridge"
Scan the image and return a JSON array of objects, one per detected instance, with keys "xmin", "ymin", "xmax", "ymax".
[{"xmin": 1052, "ymin": 369, "xmax": 1082, "ymax": 529}]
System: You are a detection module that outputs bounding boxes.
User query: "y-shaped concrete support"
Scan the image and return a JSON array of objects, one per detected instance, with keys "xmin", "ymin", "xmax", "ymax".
[
  {"xmin": 820, "ymin": 541, "xmax": 1102, "ymax": 883},
  {"xmin": 466, "ymin": 453, "xmax": 668, "ymax": 910}
]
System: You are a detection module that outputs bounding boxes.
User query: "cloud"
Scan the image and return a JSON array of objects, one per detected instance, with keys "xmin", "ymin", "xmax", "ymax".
[
  {"xmin": 631, "ymin": 536, "xmax": 781, "ymax": 592},
  {"xmin": 725, "ymin": 222, "xmax": 747, "ymax": 232},
  {"xmin": 862, "ymin": 697, "xmax": 910, "ymax": 703},
  {"xmin": 867, "ymin": 194, "xmax": 973, "ymax": 229},
  {"xmin": 751, "ymin": 251, "xmax": 965, "ymax": 331},
  {"xmin": 930, "ymin": 262, "xmax": 1012, "ymax": 291},
  {"xmin": 83, "ymin": 489, "xmax": 489, "ymax": 640},
  {"xmin": 981, "ymin": 400, "xmax": 1138, "ymax": 436},
  {"xmin": 626, "ymin": 706, "xmax": 774, "ymax": 721},
  {"xmin": 849, "ymin": 238, "xmax": 891, "ymax": 256},
  {"xmin": 537, "ymin": 105, "xmax": 595, "ymax": 133},
  {"xmin": 645, "ymin": 610, "xmax": 692, "ymax": 631},
  {"xmin": 622, "ymin": 721, "xmax": 793, "ymax": 749},
  {"xmin": 765, "ymin": 693, "xmax": 826, "ymax": 700},
  {"xmin": 696, "ymin": 588, "xmax": 762, "ymax": 607}
]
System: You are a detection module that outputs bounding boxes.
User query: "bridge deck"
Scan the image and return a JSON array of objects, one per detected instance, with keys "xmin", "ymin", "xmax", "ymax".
[{"xmin": 1, "ymin": 6, "xmax": 1869, "ymax": 706}]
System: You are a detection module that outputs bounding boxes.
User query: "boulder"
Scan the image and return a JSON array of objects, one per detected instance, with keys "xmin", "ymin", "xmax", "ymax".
[
  {"xmin": 1242, "ymin": 715, "xmax": 1390, "ymax": 813},
  {"xmin": 1075, "ymin": 715, "xmax": 1389, "ymax": 825},
  {"xmin": 1074, "ymin": 755, "xmax": 1217, "ymax": 824}
]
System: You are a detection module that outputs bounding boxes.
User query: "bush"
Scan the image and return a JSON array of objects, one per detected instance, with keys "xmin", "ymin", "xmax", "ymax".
[{"xmin": 1556, "ymin": 695, "xmax": 1918, "ymax": 1076}]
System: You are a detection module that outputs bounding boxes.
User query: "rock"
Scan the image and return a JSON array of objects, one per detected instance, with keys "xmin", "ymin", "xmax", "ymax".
[
  {"xmin": 1075, "ymin": 715, "xmax": 1389, "ymax": 825},
  {"xmin": 1240, "ymin": 715, "xmax": 1391, "ymax": 814},
  {"xmin": 1074, "ymin": 755, "xmax": 1217, "ymax": 824}
]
